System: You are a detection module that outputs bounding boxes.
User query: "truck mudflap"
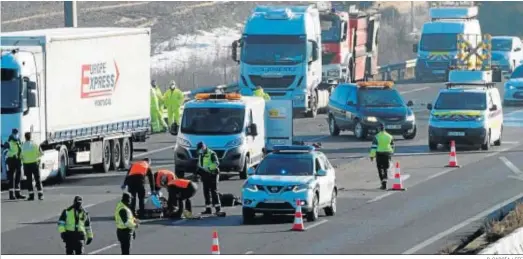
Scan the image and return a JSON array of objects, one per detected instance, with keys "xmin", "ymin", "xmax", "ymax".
[{"xmin": 265, "ymin": 100, "xmax": 293, "ymax": 152}]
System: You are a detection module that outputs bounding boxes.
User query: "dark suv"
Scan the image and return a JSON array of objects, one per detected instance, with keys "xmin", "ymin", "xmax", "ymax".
[{"xmin": 327, "ymin": 82, "xmax": 417, "ymax": 140}]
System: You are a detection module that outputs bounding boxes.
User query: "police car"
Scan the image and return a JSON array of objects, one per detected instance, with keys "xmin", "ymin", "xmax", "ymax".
[
  {"xmin": 427, "ymin": 70, "xmax": 503, "ymax": 150},
  {"xmin": 504, "ymin": 64, "xmax": 523, "ymax": 105},
  {"xmin": 241, "ymin": 145, "xmax": 337, "ymax": 224}
]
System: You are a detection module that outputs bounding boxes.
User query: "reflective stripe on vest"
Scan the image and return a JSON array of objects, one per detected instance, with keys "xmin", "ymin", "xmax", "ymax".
[
  {"xmin": 129, "ymin": 161, "xmax": 149, "ymax": 176},
  {"xmin": 21, "ymin": 141, "xmax": 40, "ymax": 164},
  {"xmin": 114, "ymin": 202, "xmax": 136, "ymax": 230},
  {"xmin": 7, "ymin": 140, "xmax": 20, "ymax": 158},
  {"xmin": 169, "ymin": 178, "xmax": 190, "ymax": 188},
  {"xmin": 156, "ymin": 169, "xmax": 175, "ymax": 187}
]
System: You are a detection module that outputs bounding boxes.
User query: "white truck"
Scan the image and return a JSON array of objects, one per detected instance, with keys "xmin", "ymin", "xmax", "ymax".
[{"xmin": 1, "ymin": 27, "xmax": 151, "ymax": 183}]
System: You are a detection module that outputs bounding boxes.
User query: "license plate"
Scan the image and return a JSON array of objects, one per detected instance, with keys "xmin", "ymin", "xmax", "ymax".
[
  {"xmin": 386, "ymin": 125, "xmax": 401, "ymax": 129},
  {"xmin": 433, "ymin": 70, "xmax": 445, "ymax": 74},
  {"xmin": 265, "ymin": 200, "xmax": 284, "ymax": 204},
  {"xmin": 448, "ymin": 131, "xmax": 465, "ymax": 136}
]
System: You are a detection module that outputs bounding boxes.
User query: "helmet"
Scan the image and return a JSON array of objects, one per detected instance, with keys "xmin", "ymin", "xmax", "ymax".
[{"xmin": 160, "ymin": 175, "xmax": 168, "ymax": 186}]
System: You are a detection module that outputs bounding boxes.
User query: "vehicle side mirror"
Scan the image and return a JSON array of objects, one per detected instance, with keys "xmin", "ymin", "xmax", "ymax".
[
  {"xmin": 247, "ymin": 167, "xmax": 255, "ymax": 176},
  {"xmin": 316, "ymin": 169, "xmax": 327, "ymax": 177},
  {"xmin": 27, "ymin": 85, "xmax": 37, "ymax": 108},
  {"xmin": 311, "ymin": 41, "xmax": 319, "ymax": 62},
  {"xmin": 490, "ymin": 104, "xmax": 498, "ymax": 111},
  {"xmin": 412, "ymin": 43, "xmax": 418, "ymax": 53},
  {"xmin": 427, "ymin": 103, "xmax": 433, "ymax": 110},
  {"xmin": 407, "ymin": 100, "xmax": 414, "ymax": 107},
  {"xmin": 340, "ymin": 21, "xmax": 348, "ymax": 41},
  {"xmin": 247, "ymin": 123, "xmax": 258, "ymax": 136},
  {"xmin": 231, "ymin": 39, "xmax": 240, "ymax": 63},
  {"xmin": 515, "ymin": 47, "xmax": 521, "ymax": 52}
]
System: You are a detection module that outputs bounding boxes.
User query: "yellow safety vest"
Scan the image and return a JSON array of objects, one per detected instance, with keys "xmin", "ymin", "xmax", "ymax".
[
  {"xmin": 21, "ymin": 141, "xmax": 41, "ymax": 164},
  {"xmin": 369, "ymin": 131, "xmax": 394, "ymax": 158},
  {"xmin": 114, "ymin": 201, "xmax": 136, "ymax": 230},
  {"xmin": 253, "ymin": 89, "xmax": 270, "ymax": 100},
  {"xmin": 7, "ymin": 139, "xmax": 20, "ymax": 158},
  {"xmin": 199, "ymin": 149, "xmax": 218, "ymax": 171},
  {"xmin": 57, "ymin": 208, "xmax": 93, "ymax": 238}
]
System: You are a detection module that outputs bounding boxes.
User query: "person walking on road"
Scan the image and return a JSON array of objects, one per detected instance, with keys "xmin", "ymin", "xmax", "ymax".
[
  {"xmin": 3, "ymin": 128, "xmax": 26, "ymax": 200},
  {"xmin": 150, "ymin": 82, "xmax": 168, "ymax": 133},
  {"xmin": 57, "ymin": 195, "xmax": 93, "ymax": 255},
  {"xmin": 195, "ymin": 142, "xmax": 222, "ymax": 215},
  {"xmin": 253, "ymin": 85, "xmax": 271, "ymax": 100},
  {"xmin": 121, "ymin": 158, "xmax": 155, "ymax": 219},
  {"xmin": 369, "ymin": 123, "xmax": 395, "ymax": 190},
  {"xmin": 21, "ymin": 132, "xmax": 44, "ymax": 200},
  {"xmin": 115, "ymin": 192, "xmax": 139, "ymax": 255},
  {"xmin": 165, "ymin": 178, "xmax": 198, "ymax": 219},
  {"xmin": 163, "ymin": 80, "xmax": 184, "ymax": 130}
]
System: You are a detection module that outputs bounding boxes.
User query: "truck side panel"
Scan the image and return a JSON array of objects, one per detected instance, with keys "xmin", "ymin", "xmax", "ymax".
[{"xmin": 45, "ymin": 31, "xmax": 150, "ymax": 142}]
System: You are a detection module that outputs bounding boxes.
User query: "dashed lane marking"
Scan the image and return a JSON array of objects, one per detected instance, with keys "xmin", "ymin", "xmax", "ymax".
[
  {"xmin": 399, "ymin": 87, "xmax": 430, "ymax": 94},
  {"xmin": 499, "ymin": 156, "xmax": 522, "ymax": 175},
  {"xmin": 304, "ymin": 219, "xmax": 329, "ymax": 230}
]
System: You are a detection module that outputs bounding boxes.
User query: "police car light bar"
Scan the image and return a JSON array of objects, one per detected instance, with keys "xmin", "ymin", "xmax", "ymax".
[
  {"xmin": 195, "ymin": 93, "xmax": 242, "ymax": 100},
  {"xmin": 273, "ymin": 145, "xmax": 315, "ymax": 153},
  {"xmin": 357, "ymin": 81, "xmax": 394, "ymax": 88}
]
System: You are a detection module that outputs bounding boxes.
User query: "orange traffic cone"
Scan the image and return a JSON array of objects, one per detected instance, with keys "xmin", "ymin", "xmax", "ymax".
[
  {"xmin": 291, "ymin": 199, "xmax": 305, "ymax": 231},
  {"xmin": 211, "ymin": 230, "xmax": 220, "ymax": 255},
  {"xmin": 390, "ymin": 162, "xmax": 406, "ymax": 191},
  {"xmin": 445, "ymin": 140, "xmax": 460, "ymax": 168}
]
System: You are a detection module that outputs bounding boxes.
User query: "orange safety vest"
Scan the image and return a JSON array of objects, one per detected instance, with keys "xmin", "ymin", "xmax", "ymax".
[
  {"xmin": 168, "ymin": 178, "xmax": 190, "ymax": 189},
  {"xmin": 156, "ymin": 169, "xmax": 176, "ymax": 187},
  {"xmin": 128, "ymin": 161, "xmax": 150, "ymax": 176}
]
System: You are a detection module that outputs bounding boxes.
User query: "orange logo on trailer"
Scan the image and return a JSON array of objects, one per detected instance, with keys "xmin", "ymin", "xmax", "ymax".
[{"xmin": 80, "ymin": 60, "xmax": 120, "ymax": 99}]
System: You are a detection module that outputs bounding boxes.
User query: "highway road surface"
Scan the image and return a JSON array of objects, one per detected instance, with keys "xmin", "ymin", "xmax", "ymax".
[{"xmin": 2, "ymin": 81, "xmax": 523, "ymax": 255}]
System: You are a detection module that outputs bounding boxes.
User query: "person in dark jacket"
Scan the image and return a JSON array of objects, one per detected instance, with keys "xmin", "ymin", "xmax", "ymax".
[
  {"xmin": 121, "ymin": 158, "xmax": 155, "ymax": 218},
  {"xmin": 115, "ymin": 192, "xmax": 138, "ymax": 255},
  {"xmin": 195, "ymin": 142, "xmax": 221, "ymax": 214},
  {"xmin": 57, "ymin": 196, "xmax": 93, "ymax": 254},
  {"xmin": 3, "ymin": 128, "xmax": 25, "ymax": 200},
  {"xmin": 165, "ymin": 178, "xmax": 198, "ymax": 218}
]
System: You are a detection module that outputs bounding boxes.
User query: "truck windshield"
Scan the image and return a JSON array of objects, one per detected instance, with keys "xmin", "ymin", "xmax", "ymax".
[
  {"xmin": 511, "ymin": 65, "xmax": 523, "ymax": 79},
  {"xmin": 492, "ymin": 39, "xmax": 512, "ymax": 52},
  {"xmin": 320, "ymin": 14, "xmax": 342, "ymax": 43},
  {"xmin": 434, "ymin": 92, "xmax": 486, "ymax": 110},
  {"xmin": 1, "ymin": 68, "xmax": 22, "ymax": 110},
  {"xmin": 180, "ymin": 107, "xmax": 245, "ymax": 135},
  {"xmin": 358, "ymin": 89, "xmax": 404, "ymax": 107},
  {"xmin": 255, "ymin": 156, "xmax": 313, "ymax": 176},
  {"xmin": 420, "ymin": 33, "xmax": 457, "ymax": 51},
  {"xmin": 241, "ymin": 35, "xmax": 306, "ymax": 65}
]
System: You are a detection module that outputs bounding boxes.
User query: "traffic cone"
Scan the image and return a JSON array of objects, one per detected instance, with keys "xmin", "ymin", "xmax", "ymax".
[
  {"xmin": 445, "ymin": 140, "xmax": 460, "ymax": 168},
  {"xmin": 291, "ymin": 199, "xmax": 305, "ymax": 231},
  {"xmin": 390, "ymin": 162, "xmax": 406, "ymax": 191},
  {"xmin": 211, "ymin": 230, "xmax": 220, "ymax": 255}
]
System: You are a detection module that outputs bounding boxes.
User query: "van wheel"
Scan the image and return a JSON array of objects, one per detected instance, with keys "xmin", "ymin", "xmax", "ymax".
[
  {"xmin": 94, "ymin": 141, "xmax": 111, "ymax": 173},
  {"xmin": 329, "ymin": 116, "xmax": 340, "ymax": 136},
  {"xmin": 494, "ymin": 126, "xmax": 502, "ymax": 146},
  {"xmin": 110, "ymin": 140, "xmax": 121, "ymax": 170},
  {"xmin": 120, "ymin": 137, "xmax": 132, "ymax": 170},
  {"xmin": 239, "ymin": 155, "xmax": 249, "ymax": 180},
  {"xmin": 481, "ymin": 130, "xmax": 491, "ymax": 151},
  {"xmin": 56, "ymin": 146, "xmax": 68, "ymax": 182}
]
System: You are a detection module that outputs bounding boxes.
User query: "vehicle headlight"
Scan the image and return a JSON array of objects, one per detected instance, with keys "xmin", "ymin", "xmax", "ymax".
[
  {"xmin": 225, "ymin": 137, "xmax": 244, "ymax": 148},
  {"xmin": 505, "ymin": 83, "xmax": 514, "ymax": 90},
  {"xmin": 176, "ymin": 138, "xmax": 191, "ymax": 147},
  {"xmin": 365, "ymin": 116, "xmax": 378, "ymax": 122},
  {"xmin": 406, "ymin": 114, "xmax": 415, "ymax": 121},
  {"xmin": 242, "ymin": 182, "xmax": 258, "ymax": 192},
  {"xmin": 475, "ymin": 116, "xmax": 485, "ymax": 122},
  {"xmin": 293, "ymin": 184, "xmax": 312, "ymax": 193},
  {"xmin": 327, "ymin": 69, "xmax": 340, "ymax": 77}
]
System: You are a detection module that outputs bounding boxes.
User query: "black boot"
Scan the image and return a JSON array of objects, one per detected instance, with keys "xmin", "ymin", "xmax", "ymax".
[
  {"xmin": 215, "ymin": 206, "xmax": 221, "ymax": 214},
  {"xmin": 380, "ymin": 180, "xmax": 387, "ymax": 190},
  {"xmin": 15, "ymin": 190, "xmax": 26, "ymax": 200},
  {"xmin": 9, "ymin": 191, "xmax": 16, "ymax": 200},
  {"xmin": 27, "ymin": 193, "xmax": 35, "ymax": 201},
  {"xmin": 38, "ymin": 192, "xmax": 44, "ymax": 200},
  {"xmin": 202, "ymin": 207, "xmax": 212, "ymax": 214}
]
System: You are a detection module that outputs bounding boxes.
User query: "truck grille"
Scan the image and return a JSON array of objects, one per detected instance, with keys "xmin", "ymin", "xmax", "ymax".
[
  {"xmin": 426, "ymin": 61, "xmax": 450, "ymax": 70},
  {"xmin": 249, "ymin": 75, "xmax": 295, "ymax": 89}
]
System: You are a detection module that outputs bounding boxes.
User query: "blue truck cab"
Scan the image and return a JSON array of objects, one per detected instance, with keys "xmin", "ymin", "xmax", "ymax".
[
  {"xmin": 413, "ymin": 5, "xmax": 481, "ymax": 81},
  {"xmin": 231, "ymin": 5, "xmax": 323, "ymax": 118}
]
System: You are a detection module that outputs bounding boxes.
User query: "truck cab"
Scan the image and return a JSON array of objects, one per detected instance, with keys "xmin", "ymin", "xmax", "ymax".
[
  {"xmin": 413, "ymin": 4, "xmax": 481, "ymax": 81},
  {"xmin": 231, "ymin": 5, "xmax": 323, "ymax": 118}
]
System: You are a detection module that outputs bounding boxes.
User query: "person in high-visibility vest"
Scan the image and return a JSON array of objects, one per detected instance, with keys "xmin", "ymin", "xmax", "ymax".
[
  {"xmin": 115, "ymin": 192, "xmax": 139, "ymax": 255},
  {"xmin": 195, "ymin": 141, "xmax": 221, "ymax": 215},
  {"xmin": 121, "ymin": 158, "xmax": 155, "ymax": 218},
  {"xmin": 151, "ymin": 80, "xmax": 164, "ymax": 108},
  {"xmin": 150, "ymin": 84, "xmax": 168, "ymax": 133},
  {"xmin": 154, "ymin": 169, "xmax": 176, "ymax": 192},
  {"xmin": 369, "ymin": 123, "xmax": 395, "ymax": 190},
  {"xmin": 3, "ymin": 128, "xmax": 25, "ymax": 200},
  {"xmin": 21, "ymin": 132, "xmax": 44, "ymax": 200},
  {"xmin": 166, "ymin": 178, "xmax": 198, "ymax": 219},
  {"xmin": 253, "ymin": 85, "xmax": 271, "ymax": 100},
  {"xmin": 163, "ymin": 80, "xmax": 185, "ymax": 129},
  {"xmin": 57, "ymin": 196, "xmax": 93, "ymax": 254}
]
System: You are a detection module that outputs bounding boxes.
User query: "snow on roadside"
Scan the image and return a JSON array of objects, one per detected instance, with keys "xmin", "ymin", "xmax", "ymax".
[{"xmin": 151, "ymin": 25, "xmax": 242, "ymax": 75}]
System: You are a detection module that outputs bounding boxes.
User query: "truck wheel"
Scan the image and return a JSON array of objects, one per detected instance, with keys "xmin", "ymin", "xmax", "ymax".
[
  {"xmin": 94, "ymin": 140, "xmax": 111, "ymax": 173},
  {"xmin": 239, "ymin": 155, "xmax": 249, "ymax": 180},
  {"xmin": 120, "ymin": 137, "xmax": 132, "ymax": 170},
  {"xmin": 110, "ymin": 140, "xmax": 121, "ymax": 171},
  {"xmin": 56, "ymin": 146, "xmax": 68, "ymax": 182}
]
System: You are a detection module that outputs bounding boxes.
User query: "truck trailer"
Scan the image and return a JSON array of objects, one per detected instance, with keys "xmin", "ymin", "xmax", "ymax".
[{"xmin": 1, "ymin": 27, "xmax": 151, "ymax": 183}]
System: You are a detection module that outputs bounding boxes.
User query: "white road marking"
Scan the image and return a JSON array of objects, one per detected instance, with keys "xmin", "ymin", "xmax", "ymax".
[
  {"xmin": 304, "ymin": 219, "xmax": 328, "ymax": 230},
  {"xmin": 245, "ymin": 251, "xmax": 254, "ymax": 254},
  {"xmin": 306, "ymin": 135, "xmax": 331, "ymax": 142},
  {"xmin": 402, "ymin": 191, "xmax": 523, "ymax": 254},
  {"xmin": 134, "ymin": 145, "xmax": 175, "ymax": 158},
  {"xmin": 499, "ymin": 156, "xmax": 522, "ymax": 175},
  {"xmin": 507, "ymin": 175, "xmax": 523, "ymax": 181},
  {"xmin": 367, "ymin": 193, "xmax": 393, "ymax": 203},
  {"xmin": 400, "ymin": 87, "xmax": 430, "ymax": 94}
]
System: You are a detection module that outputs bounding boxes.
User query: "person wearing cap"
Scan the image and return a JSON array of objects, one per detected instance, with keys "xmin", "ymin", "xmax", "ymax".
[
  {"xmin": 369, "ymin": 123, "xmax": 395, "ymax": 190},
  {"xmin": 150, "ymin": 81, "xmax": 168, "ymax": 133},
  {"xmin": 253, "ymin": 85, "xmax": 270, "ymax": 101},
  {"xmin": 57, "ymin": 195, "xmax": 93, "ymax": 254},
  {"xmin": 115, "ymin": 192, "xmax": 139, "ymax": 255},
  {"xmin": 121, "ymin": 158, "xmax": 155, "ymax": 218},
  {"xmin": 165, "ymin": 177, "xmax": 198, "ymax": 219},
  {"xmin": 195, "ymin": 141, "xmax": 221, "ymax": 215},
  {"xmin": 163, "ymin": 80, "xmax": 185, "ymax": 130},
  {"xmin": 3, "ymin": 128, "xmax": 25, "ymax": 200},
  {"xmin": 21, "ymin": 132, "xmax": 44, "ymax": 200}
]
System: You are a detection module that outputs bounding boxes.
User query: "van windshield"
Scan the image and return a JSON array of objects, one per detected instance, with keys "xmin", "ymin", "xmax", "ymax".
[
  {"xmin": 434, "ymin": 92, "xmax": 486, "ymax": 110},
  {"xmin": 420, "ymin": 33, "xmax": 457, "ymax": 51},
  {"xmin": 181, "ymin": 107, "xmax": 245, "ymax": 135}
]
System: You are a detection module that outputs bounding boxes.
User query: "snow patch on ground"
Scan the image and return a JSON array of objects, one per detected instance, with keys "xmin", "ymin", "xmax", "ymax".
[{"xmin": 151, "ymin": 25, "xmax": 242, "ymax": 74}]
